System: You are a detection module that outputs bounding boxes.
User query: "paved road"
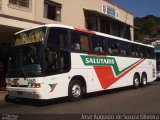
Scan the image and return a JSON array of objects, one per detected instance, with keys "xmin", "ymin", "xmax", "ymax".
[{"xmin": 0, "ymin": 80, "xmax": 160, "ymax": 119}]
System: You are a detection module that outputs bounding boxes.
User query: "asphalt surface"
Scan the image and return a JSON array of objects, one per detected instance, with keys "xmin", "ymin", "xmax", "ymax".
[{"xmin": 0, "ymin": 80, "xmax": 160, "ymax": 119}]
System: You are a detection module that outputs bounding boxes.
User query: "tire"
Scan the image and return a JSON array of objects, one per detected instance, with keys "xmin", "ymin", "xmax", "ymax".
[
  {"xmin": 68, "ymin": 80, "xmax": 83, "ymax": 101},
  {"xmin": 5, "ymin": 94, "xmax": 10, "ymax": 103},
  {"xmin": 141, "ymin": 74, "xmax": 147, "ymax": 87},
  {"xmin": 133, "ymin": 74, "xmax": 140, "ymax": 89}
]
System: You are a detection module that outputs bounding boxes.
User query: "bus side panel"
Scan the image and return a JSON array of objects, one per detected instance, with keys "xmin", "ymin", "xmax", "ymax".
[
  {"xmin": 70, "ymin": 53, "xmax": 156, "ymax": 93},
  {"xmin": 41, "ymin": 54, "xmax": 156, "ymax": 99}
]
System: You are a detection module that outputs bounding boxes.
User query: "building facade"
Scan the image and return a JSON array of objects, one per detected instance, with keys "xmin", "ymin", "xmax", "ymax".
[{"xmin": 0, "ymin": 0, "xmax": 134, "ymax": 46}]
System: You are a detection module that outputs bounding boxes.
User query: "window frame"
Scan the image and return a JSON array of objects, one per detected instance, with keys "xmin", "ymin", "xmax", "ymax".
[{"xmin": 8, "ymin": 0, "xmax": 31, "ymax": 12}]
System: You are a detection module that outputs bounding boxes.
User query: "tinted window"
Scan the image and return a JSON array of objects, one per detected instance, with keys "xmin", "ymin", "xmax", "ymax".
[
  {"xmin": 80, "ymin": 34, "xmax": 89, "ymax": 51},
  {"xmin": 120, "ymin": 41, "xmax": 130, "ymax": 56},
  {"xmin": 151, "ymin": 48, "xmax": 156, "ymax": 59},
  {"xmin": 71, "ymin": 31, "xmax": 90, "ymax": 51},
  {"xmin": 146, "ymin": 47, "xmax": 150, "ymax": 58},
  {"xmin": 91, "ymin": 35, "xmax": 105, "ymax": 53},
  {"xmin": 45, "ymin": 47, "xmax": 70, "ymax": 75},
  {"xmin": 46, "ymin": 47, "xmax": 59, "ymax": 74},
  {"xmin": 47, "ymin": 28, "xmax": 68, "ymax": 48},
  {"xmin": 107, "ymin": 38, "xmax": 120, "ymax": 56},
  {"xmin": 139, "ymin": 45, "xmax": 146, "ymax": 58},
  {"xmin": 131, "ymin": 44, "xmax": 139, "ymax": 57},
  {"xmin": 148, "ymin": 47, "xmax": 155, "ymax": 59}
]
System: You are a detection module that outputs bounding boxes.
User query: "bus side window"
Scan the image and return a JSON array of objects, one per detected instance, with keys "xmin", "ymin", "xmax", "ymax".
[
  {"xmin": 71, "ymin": 31, "xmax": 90, "ymax": 52},
  {"xmin": 120, "ymin": 41, "xmax": 130, "ymax": 57},
  {"xmin": 152, "ymin": 48, "xmax": 156, "ymax": 59},
  {"xmin": 91, "ymin": 35, "xmax": 105, "ymax": 53},
  {"xmin": 107, "ymin": 39, "xmax": 119, "ymax": 56},
  {"xmin": 80, "ymin": 34, "xmax": 90, "ymax": 51},
  {"xmin": 46, "ymin": 48, "xmax": 59, "ymax": 74},
  {"xmin": 60, "ymin": 50, "xmax": 71, "ymax": 72},
  {"xmin": 131, "ymin": 44, "xmax": 139, "ymax": 57},
  {"xmin": 48, "ymin": 28, "xmax": 68, "ymax": 48},
  {"xmin": 71, "ymin": 32, "xmax": 81, "ymax": 51},
  {"xmin": 139, "ymin": 45, "xmax": 146, "ymax": 58},
  {"xmin": 148, "ymin": 48, "xmax": 156, "ymax": 59},
  {"xmin": 146, "ymin": 47, "xmax": 151, "ymax": 59}
]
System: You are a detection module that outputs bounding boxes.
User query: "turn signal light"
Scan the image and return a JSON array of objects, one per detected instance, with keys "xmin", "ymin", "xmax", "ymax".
[{"xmin": 35, "ymin": 83, "xmax": 41, "ymax": 88}]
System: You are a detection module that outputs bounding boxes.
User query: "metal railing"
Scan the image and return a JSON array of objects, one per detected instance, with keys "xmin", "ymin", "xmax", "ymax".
[{"xmin": 8, "ymin": 0, "xmax": 32, "ymax": 12}]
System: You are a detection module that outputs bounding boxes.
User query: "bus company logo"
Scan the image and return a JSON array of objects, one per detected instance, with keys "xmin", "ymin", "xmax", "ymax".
[
  {"xmin": 49, "ymin": 83, "xmax": 57, "ymax": 93},
  {"xmin": 80, "ymin": 55, "xmax": 115, "ymax": 66}
]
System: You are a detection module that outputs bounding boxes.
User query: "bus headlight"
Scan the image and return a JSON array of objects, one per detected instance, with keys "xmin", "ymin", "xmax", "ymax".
[{"xmin": 28, "ymin": 83, "xmax": 32, "ymax": 88}]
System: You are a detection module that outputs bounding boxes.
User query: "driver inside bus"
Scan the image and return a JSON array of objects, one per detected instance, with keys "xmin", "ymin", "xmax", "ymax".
[
  {"xmin": 26, "ymin": 47, "xmax": 36, "ymax": 64},
  {"xmin": 23, "ymin": 46, "xmax": 37, "ymax": 65},
  {"xmin": 47, "ymin": 50, "xmax": 58, "ymax": 71}
]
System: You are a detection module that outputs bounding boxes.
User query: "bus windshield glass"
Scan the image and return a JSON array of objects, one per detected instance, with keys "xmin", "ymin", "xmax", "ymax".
[
  {"xmin": 15, "ymin": 28, "xmax": 46, "ymax": 46},
  {"xmin": 8, "ymin": 44, "xmax": 44, "ymax": 77}
]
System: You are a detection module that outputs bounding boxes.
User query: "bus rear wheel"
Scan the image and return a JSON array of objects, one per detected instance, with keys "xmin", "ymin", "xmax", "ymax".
[
  {"xmin": 141, "ymin": 74, "xmax": 147, "ymax": 87},
  {"xmin": 133, "ymin": 74, "xmax": 140, "ymax": 89},
  {"xmin": 68, "ymin": 80, "xmax": 83, "ymax": 101}
]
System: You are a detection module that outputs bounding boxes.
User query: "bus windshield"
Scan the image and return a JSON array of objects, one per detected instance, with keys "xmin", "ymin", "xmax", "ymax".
[
  {"xmin": 8, "ymin": 27, "xmax": 71, "ymax": 77},
  {"xmin": 8, "ymin": 44, "xmax": 44, "ymax": 77}
]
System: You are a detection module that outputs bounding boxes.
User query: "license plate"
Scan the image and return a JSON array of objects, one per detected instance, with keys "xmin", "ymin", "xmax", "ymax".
[{"xmin": 17, "ymin": 91, "xmax": 23, "ymax": 95}]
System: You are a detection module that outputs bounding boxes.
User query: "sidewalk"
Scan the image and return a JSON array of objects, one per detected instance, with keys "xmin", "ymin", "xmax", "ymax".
[{"xmin": 0, "ymin": 90, "xmax": 7, "ymax": 103}]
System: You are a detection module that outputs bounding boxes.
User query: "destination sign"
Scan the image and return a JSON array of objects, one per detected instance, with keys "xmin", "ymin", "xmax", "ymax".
[{"xmin": 15, "ymin": 30, "xmax": 45, "ymax": 46}]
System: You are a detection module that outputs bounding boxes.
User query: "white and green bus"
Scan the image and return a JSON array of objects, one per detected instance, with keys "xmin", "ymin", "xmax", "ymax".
[{"xmin": 6, "ymin": 24, "xmax": 156, "ymax": 101}]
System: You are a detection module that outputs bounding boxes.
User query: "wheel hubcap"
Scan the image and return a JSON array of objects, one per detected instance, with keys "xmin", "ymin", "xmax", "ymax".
[
  {"xmin": 72, "ymin": 84, "xmax": 81, "ymax": 97},
  {"xmin": 143, "ymin": 77, "xmax": 147, "ymax": 85},
  {"xmin": 135, "ymin": 78, "xmax": 139, "ymax": 86}
]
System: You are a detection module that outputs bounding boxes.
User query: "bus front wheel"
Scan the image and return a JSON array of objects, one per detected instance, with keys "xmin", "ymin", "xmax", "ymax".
[
  {"xmin": 5, "ymin": 94, "xmax": 10, "ymax": 102},
  {"xmin": 68, "ymin": 80, "xmax": 83, "ymax": 101}
]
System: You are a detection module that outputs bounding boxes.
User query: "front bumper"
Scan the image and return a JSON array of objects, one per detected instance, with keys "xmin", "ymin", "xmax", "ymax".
[{"xmin": 7, "ymin": 87, "xmax": 42, "ymax": 99}]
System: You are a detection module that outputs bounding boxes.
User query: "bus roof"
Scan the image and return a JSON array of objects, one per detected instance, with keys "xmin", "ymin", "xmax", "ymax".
[
  {"xmin": 15, "ymin": 24, "xmax": 74, "ymax": 35},
  {"xmin": 15, "ymin": 24, "xmax": 154, "ymax": 48}
]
